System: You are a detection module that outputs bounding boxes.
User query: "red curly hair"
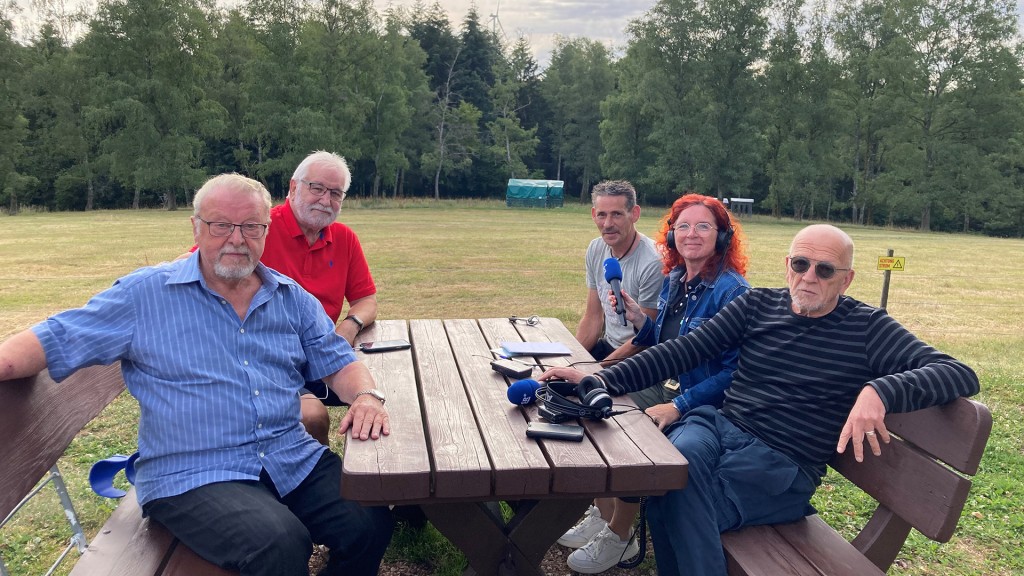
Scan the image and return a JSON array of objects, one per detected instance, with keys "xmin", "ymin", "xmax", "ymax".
[{"xmin": 655, "ymin": 194, "xmax": 749, "ymax": 278}]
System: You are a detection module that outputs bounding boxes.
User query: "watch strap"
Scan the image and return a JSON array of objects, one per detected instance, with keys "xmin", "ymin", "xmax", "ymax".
[
  {"xmin": 345, "ymin": 314, "xmax": 364, "ymax": 330},
  {"xmin": 353, "ymin": 389, "xmax": 385, "ymax": 405}
]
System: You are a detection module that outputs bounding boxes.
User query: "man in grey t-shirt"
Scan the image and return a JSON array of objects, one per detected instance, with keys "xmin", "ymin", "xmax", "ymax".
[{"xmin": 577, "ymin": 180, "xmax": 663, "ymax": 362}]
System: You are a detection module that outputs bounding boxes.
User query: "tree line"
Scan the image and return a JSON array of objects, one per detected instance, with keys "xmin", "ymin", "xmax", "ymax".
[{"xmin": 1, "ymin": 0, "xmax": 1022, "ymax": 236}]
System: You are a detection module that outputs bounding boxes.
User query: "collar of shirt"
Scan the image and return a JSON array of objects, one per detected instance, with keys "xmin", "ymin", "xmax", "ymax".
[{"xmin": 279, "ymin": 198, "xmax": 335, "ymax": 247}]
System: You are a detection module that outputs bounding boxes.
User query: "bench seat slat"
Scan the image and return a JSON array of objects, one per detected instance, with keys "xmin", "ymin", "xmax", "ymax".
[
  {"xmin": 830, "ymin": 431, "xmax": 972, "ymax": 542},
  {"xmin": 69, "ymin": 488, "xmax": 175, "ymax": 576},
  {"xmin": 724, "ymin": 517, "xmax": 885, "ymax": 576},
  {"xmin": 884, "ymin": 399, "xmax": 991, "ymax": 475},
  {"xmin": 0, "ymin": 364, "xmax": 125, "ymax": 520}
]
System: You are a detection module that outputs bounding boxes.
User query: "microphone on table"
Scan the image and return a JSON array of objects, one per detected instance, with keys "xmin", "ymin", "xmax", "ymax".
[
  {"xmin": 603, "ymin": 257, "xmax": 627, "ymax": 326},
  {"xmin": 507, "ymin": 378, "xmax": 541, "ymax": 406}
]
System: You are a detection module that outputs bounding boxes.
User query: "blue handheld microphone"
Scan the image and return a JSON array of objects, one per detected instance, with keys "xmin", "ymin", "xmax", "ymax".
[
  {"xmin": 603, "ymin": 257, "xmax": 627, "ymax": 326},
  {"xmin": 507, "ymin": 379, "xmax": 541, "ymax": 406}
]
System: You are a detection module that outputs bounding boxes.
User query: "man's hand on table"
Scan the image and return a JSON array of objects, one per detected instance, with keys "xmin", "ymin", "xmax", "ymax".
[{"xmin": 339, "ymin": 394, "xmax": 390, "ymax": 440}]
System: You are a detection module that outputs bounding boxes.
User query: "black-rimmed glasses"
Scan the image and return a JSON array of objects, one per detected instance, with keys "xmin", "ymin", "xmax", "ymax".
[
  {"xmin": 509, "ymin": 315, "xmax": 540, "ymax": 326},
  {"xmin": 788, "ymin": 256, "xmax": 849, "ymax": 280},
  {"xmin": 302, "ymin": 180, "xmax": 346, "ymax": 202},
  {"xmin": 197, "ymin": 217, "xmax": 269, "ymax": 239}
]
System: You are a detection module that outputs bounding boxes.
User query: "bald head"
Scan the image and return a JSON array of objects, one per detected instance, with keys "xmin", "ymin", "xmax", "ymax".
[
  {"xmin": 790, "ymin": 225, "xmax": 854, "ymax": 268},
  {"xmin": 786, "ymin": 225, "xmax": 856, "ymax": 317}
]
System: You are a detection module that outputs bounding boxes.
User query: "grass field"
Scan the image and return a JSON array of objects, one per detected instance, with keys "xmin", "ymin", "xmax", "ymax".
[{"xmin": 1, "ymin": 199, "xmax": 1021, "ymax": 575}]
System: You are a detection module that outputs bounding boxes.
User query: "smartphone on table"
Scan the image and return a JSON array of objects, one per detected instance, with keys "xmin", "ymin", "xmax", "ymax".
[
  {"xmin": 525, "ymin": 421, "xmax": 585, "ymax": 442},
  {"xmin": 358, "ymin": 339, "xmax": 411, "ymax": 353}
]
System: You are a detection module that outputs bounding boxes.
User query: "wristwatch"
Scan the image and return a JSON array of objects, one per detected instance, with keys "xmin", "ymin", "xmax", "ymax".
[
  {"xmin": 353, "ymin": 389, "xmax": 386, "ymax": 405},
  {"xmin": 345, "ymin": 314, "xmax": 364, "ymax": 330}
]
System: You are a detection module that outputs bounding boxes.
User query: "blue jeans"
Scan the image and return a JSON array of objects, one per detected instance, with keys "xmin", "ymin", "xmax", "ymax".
[{"xmin": 646, "ymin": 406, "xmax": 817, "ymax": 576}]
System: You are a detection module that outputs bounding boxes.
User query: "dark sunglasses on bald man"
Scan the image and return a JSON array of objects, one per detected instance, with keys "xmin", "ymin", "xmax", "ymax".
[{"xmin": 788, "ymin": 256, "xmax": 850, "ymax": 280}]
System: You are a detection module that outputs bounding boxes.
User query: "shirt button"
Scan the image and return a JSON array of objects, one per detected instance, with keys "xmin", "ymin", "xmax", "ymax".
[
  {"xmin": 221, "ymin": 300, "xmax": 227, "ymax": 305},
  {"xmin": 259, "ymin": 452, "xmax": 265, "ymax": 458},
  {"xmin": 254, "ymin": 390, "xmax": 260, "ymax": 396},
  {"xmin": 239, "ymin": 328, "xmax": 245, "ymax": 334},
  {"xmin": 244, "ymin": 360, "xmax": 249, "ymax": 366},
  {"xmin": 257, "ymin": 423, "xmax": 263, "ymax": 429}
]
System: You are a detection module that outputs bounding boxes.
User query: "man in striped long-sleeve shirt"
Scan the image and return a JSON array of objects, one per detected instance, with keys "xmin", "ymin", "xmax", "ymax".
[{"xmin": 542, "ymin": 224, "xmax": 979, "ymax": 576}]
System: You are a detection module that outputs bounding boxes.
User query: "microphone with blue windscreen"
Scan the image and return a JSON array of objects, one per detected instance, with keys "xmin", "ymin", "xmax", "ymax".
[{"xmin": 603, "ymin": 257, "xmax": 627, "ymax": 326}]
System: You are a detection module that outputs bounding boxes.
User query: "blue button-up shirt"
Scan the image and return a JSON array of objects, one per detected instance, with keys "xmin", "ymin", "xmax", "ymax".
[{"xmin": 32, "ymin": 252, "xmax": 355, "ymax": 505}]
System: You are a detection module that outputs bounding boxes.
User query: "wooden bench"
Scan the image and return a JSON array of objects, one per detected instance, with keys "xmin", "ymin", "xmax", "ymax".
[
  {"xmin": 0, "ymin": 363, "xmax": 235, "ymax": 576},
  {"xmin": 721, "ymin": 397, "xmax": 991, "ymax": 575}
]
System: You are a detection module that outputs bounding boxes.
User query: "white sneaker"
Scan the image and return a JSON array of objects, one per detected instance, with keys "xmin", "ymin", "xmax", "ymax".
[
  {"xmin": 566, "ymin": 525, "xmax": 641, "ymax": 574},
  {"xmin": 557, "ymin": 505, "xmax": 607, "ymax": 548}
]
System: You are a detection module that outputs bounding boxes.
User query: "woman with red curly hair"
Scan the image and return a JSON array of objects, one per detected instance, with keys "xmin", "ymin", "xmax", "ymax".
[{"xmin": 551, "ymin": 193, "xmax": 750, "ymax": 574}]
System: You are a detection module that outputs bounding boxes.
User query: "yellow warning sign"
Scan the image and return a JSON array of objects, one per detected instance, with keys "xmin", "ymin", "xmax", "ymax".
[{"xmin": 876, "ymin": 256, "xmax": 906, "ymax": 271}]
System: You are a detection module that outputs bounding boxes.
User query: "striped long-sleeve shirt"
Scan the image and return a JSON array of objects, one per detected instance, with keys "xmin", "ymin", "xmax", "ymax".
[{"xmin": 597, "ymin": 288, "xmax": 980, "ymax": 480}]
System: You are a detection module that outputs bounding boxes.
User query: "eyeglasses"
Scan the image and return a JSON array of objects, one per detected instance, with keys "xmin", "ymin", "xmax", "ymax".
[
  {"xmin": 302, "ymin": 180, "xmax": 346, "ymax": 202},
  {"xmin": 508, "ymin": 315, "xmax": 540, "ymax": 326},
  {"xmin": 788, "ymin": 256, "xmax": 850, "ymax": 280},
  {"xmin": 673, "ymin": 222, "xmax": 716, "ymax": 235},
  {"xmin": 197, "ymin": 217, "xmax": 269, "ymax": 239}
]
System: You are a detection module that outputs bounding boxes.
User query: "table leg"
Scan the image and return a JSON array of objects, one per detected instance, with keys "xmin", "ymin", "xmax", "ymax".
[{"xmin": 421, "ymin": 498, "xmax": 591, "ymax": 576}]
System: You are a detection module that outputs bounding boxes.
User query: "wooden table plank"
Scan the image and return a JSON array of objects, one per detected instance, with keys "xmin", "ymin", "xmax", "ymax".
[
  {"xmin": 444, "ymin": 319, "xmax": 551, "ymax": 498},
  {"xmin": 517, "ymin": 317, "xmax": 689, "ymax": 494},
  {"xmin": 342, "ymin": 320, "xmax": 431, "ymax": 503},
  {"xmin": 411, "ymin": 319, "xmax": 492, "ymax": 499},
  {"xmin": 480, "ymin": 317, "xmax": 609, "ymax": 495}
]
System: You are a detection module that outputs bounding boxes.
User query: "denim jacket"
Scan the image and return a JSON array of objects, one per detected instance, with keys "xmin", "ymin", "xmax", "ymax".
[{"xmin": 632, "ymin": 266, "xmax": 749, "ymax": 415}]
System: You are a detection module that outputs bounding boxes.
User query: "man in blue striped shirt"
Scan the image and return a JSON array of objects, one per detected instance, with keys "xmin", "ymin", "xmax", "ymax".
[
  {"xmin": 0, "ymin": 174, "xmax": 393, "ymax": 576},
  {"xmin": 543, "ymin": 224, "xmax": 980, "ymax": 576}
]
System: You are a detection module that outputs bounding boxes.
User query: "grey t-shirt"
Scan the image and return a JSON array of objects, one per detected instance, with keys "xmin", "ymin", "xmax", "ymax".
[{"xmin": 585, "ymin": 234, "xmax": 663, "ymax": 348}]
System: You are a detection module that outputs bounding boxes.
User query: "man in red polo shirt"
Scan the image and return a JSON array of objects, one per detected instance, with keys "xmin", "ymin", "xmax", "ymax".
[{"xmin": 262, "ymin": 151, "xmax": 378, "ymax": 445}]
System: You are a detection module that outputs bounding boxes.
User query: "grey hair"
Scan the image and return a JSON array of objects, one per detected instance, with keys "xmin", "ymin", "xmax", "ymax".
[
  {"xmin": 591, "ymin": 180, "xmax": 637, "ymax": 211},
  {"xmin": 291, "ymin": 151, "xmax": 351, "ymax": 193},
  {"xmin": 193, "ymin": 174, "xmax": 272, "ymax": 219}
]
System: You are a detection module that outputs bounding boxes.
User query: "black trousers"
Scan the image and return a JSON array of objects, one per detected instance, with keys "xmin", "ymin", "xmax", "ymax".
[{"xmin": 143, "ymin": 451, "xmax": 393, "ymax": 576}]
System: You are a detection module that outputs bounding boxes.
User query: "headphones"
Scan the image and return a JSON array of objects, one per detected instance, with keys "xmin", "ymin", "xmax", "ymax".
[
  {"xmin": 536, "ymin": 380, "xmax": 615, "ymax": 424},
  {"xmin": 667, "ymin": 223, "xmax": 734, "ymax": 253}
]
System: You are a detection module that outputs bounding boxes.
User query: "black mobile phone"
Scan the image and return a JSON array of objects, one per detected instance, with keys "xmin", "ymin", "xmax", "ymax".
[
  {"xmin": 490, "ymin": 358, "xmax": 533, "ymax": 380},
  {"xmin": 525, "ymin": 421, "xmax": 585, "ymax": 442},
  {"xmin": 358, "ymin": 339, "xmax": 411, "ymax": 353}
]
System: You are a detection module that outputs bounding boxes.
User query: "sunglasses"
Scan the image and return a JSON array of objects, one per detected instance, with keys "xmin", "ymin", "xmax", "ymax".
[{"xmin": 788, "ymin": 256, "xmax": 850, "ymax": 280}]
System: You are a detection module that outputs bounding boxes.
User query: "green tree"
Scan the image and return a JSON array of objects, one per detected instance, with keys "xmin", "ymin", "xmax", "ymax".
[
  {"xmin": 541, "ymin": 37, "xmax": 614, "ymax": 201},
  {"xmin": 365, "ymin": 9, "xmax": 431, "ymax": 198},
  {"xmin": 0, "ymin": 7, "xmax": 32, "ymax": 214},
  {"xmin": 77, "ymin": 0, "xmax": 225, "ymax": 209}
]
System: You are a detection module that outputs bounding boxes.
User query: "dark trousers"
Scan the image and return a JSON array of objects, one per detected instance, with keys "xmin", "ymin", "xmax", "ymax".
[
  {"xmin": 143, "ymin": 451, "xmax": 393, "ymax": 576},
  {"xmin": 588, "ymin": 338, "xmax": 616, "ymax": 362}
]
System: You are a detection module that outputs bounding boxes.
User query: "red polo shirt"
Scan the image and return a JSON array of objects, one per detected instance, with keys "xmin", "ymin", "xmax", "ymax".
[{"xmin": 260, "ymin": 200, "xmax": 376, "ymax": 323}]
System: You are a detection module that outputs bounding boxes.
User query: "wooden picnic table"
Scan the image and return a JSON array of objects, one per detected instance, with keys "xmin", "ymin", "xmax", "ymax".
[{"xmin": 342, "ymin": 317, "xmax": 689, "ymax": 576}]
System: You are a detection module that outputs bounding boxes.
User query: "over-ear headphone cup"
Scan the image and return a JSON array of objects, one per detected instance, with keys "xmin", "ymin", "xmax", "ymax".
[
  {"xmin": 716, "ymin": 227, "xmax": 734, "ymax": 253},
  {"xmin": 666, "ymin": 229, "xmax": 675, "ymax": 251}
]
